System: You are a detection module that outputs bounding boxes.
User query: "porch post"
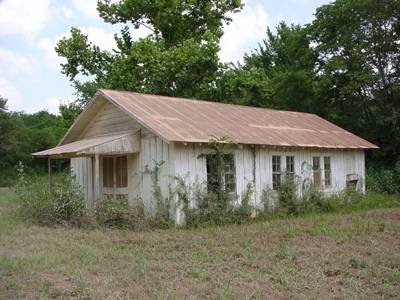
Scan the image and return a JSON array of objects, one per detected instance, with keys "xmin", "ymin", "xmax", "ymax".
[
  {"xmin": 94, "ymin": 154, "xmax": 100, "ymax": 206},
  {"xmin": 48, "ymin": 157, "xmax": 52, "ymax": 192}
]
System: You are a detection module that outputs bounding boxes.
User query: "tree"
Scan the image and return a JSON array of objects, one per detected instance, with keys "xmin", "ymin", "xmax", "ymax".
[
  {"xmin": 309, "ymin": 0, "xmax": 400, "ymax": 165},
  {"xmin": 56, "ymin": 0, "xmax": 243, "ymax": 106},
  {"xmin": 0, "ymin": 97, "xmax": 16, "ymax": 178},
  {"xmin": 220, "ymin": 22, "xmax": 318, "ymax": 111},
  {"xmin": 248, "ymin": 22, "xmax": 318, "ymax": 112}
]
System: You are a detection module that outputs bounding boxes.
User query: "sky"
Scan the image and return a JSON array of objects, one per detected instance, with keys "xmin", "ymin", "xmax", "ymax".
[{"xmin": 0, "ymin": 0, "xmax": 330, "ymax": 114}]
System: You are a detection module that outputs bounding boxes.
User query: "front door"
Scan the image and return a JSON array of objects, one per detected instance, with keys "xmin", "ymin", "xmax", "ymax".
[{"xmin": 102, "ymin": 155, "xmax": 128, "ymax": 198}]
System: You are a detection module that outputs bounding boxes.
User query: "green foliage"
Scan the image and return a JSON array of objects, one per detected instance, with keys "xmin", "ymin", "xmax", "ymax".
[
  {"xmin": 55, "ymin": 1, "xmax": 243, "ymax": 103},
  {"xmin": 15, "ymin": 163, "xmax": 88, "ymax": 226},
  {"xmin": 229, "ymin": 182, "xmax": 254, "ymax": 224},
  {"xmin": 366, "ymin": 162, "xmax": 400, "ymax": 194},
  {"xmin": 309, "ymin": 0, "xmax": 400, "ymax": 165},
  {"xmin": 0, "ymin": 97, "xmax": 16, "ymax": 184},
  {"xmin": 0, "ymin": 95, "xmax": 67, "ymax": 186},
  {"xmin": 146, "ymin": 160, "xmax": 174, "ymax": 229},
  {"xmin": 95, "ymin": 196, "xmax": 145, "ymax": 230},
  {"xmin": 276, "ymin": 175, "xmax": 300, "ymax": 216},
  {"xmin": 97, "ymin": 0, "xmax": 243, "ymax": 46}
]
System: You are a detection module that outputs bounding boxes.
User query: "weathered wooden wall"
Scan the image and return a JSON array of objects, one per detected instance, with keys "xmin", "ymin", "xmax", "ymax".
[
  {"xmin": 171, "ymin": 143, "xmax": 366, "ymax": 210},
  {"xmin": 70, "ymin": 157, "xmax": 93, "ymax": 209},
  {"xmin": 138, "ymin": 135, "xmax": 173, "ymax": 214},
  {"xmin": 79, "ymin": 101, "xmax": 141, "ymax": 139}
]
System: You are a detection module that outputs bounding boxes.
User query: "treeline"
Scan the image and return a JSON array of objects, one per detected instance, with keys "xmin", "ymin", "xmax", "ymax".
[
  {"xmin": 1, "ymin": 0, "xmax": 399, "ymax": 185},
  {"xmin": 0, "ymin": 97, "xmax": 68, "ymax": 185}
]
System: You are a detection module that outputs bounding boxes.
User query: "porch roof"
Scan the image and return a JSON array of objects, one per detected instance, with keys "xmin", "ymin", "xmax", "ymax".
[{"xmin": 32, "ymin": 132, "xmax": 140, "ymax": 158}]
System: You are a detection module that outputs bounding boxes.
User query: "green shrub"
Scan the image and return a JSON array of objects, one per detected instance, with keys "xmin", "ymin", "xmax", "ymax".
[
  {"xmin": 95, "ymin": 196, "xmax": 145, "ymax": 230},
  {"xmin": 366, "ymin": 162, "xmax": 400, "ymax": 194},
  {"xmin": 145, "ymin": 160, "xmax": 174, "ymax": 229},
  {"xmin": 302, "ymin": 185, "xmax": 332, "ymax": 213},
  {"xmin": 276, "ymin": 176, "xmax": 300, "ymax": 216},
  {"xmin": 15, "ymin": 163, "xmax": 88, "ymax": 226},
  {"xmin": 229, "ymin": 183, "xmax": 254, "ymax": 224},
  {"xmin": 174, "ymin": 176, "xmax": 254, "ymax": 227}
]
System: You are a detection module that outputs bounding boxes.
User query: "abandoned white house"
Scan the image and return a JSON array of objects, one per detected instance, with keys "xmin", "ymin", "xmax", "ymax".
[{"xmin": 33, "ymin": 89, "xmax": 378, "ymax": 223}]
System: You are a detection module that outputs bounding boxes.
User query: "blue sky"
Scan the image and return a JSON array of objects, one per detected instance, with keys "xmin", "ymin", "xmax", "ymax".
[{"xmin": 0, "ymin": 0, "xmax": 330, "ymax": 114}]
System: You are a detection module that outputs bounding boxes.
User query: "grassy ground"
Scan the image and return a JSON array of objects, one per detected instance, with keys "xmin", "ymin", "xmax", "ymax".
[{"xmin": 0, "ymin": 189, "xmax": 399, "ymax": 299}]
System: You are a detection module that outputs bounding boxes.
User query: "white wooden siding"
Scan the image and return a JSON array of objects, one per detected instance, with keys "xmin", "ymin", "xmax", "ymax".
[
  {"xmin": 139, "ymin": 135, "xmax": 173, "ymax": 214},
  {"xmin": 234, "ymin": 146, "xmax": 256, "ymax": 205},
  {"xmin": 70, "ymin": 157, "xmax": 93, "ymax": 209},
  {"xmin": 171, "ymin": 144, "xmax": 366, "ymax": 210},
  {"xmin": 71, "ymin": 137, "xmax": 366, "ymax": 224},
  {"xmin": 79, "ymin": 101, "xmax": 145, "ymax": 139}
]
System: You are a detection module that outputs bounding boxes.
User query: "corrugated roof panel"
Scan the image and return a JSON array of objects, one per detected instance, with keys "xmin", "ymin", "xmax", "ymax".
[
  {"xmin": 32, "ymin": 133, "xmax": 130, "ymax": 157},
  {"xmin": 99, "ymin": 89, "xmax": 378, "ymax": 149}
]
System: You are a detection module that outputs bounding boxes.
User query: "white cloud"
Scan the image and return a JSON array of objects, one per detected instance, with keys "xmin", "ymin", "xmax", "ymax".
[
  {"xmin": 0, "ymin": 78, "xmax": 23, "ymax": 111},
  {"xmin": 45, "ymin": 97, "xmax": 61, "ymax": 114},
  {"xmin": 0, "ymin": 0, "xmax": 52, "ymax": 36},
  {"xmin": 58, "ymin": 5, "xmax": 73, "ymax": 18},
  {"xmin": 219, "ymin": 1, "xmax": 269, "ymax": 63},
  {"xmin": 38, "ymin": 26, "xmax": 116, "ymax": 71},
  {"xmin": 71, "ymin": 0, "xmax": 99, "ymax": 19},
  {"xmin": 0, "ymin": 48, "xmax": 36, "ymax": 76},
  {"xmin": 38, "ymin": 37, "xmax": 64, "ymax": 71},
  {"xmin": 80, "ymin": 27, "xmax": 117, "ymax": 52},
  {"xmin": 70, "ymin": 0, "xmax": 121, "ymax": 19}
]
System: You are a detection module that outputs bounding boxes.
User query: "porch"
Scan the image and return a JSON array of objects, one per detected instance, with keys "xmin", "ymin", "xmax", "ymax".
[{"xmin": 32, "ymin": 131, "xmax": 141, "ymax": 209}]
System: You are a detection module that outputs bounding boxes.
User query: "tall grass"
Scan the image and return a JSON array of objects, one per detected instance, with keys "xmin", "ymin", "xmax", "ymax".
[
  {"xmin": 15, "ymin": 162, "xmax": 88, "ymax": 226},
  {"xmin": 13, "ymin": 161, "xmax": 400, "ymax": 230}
]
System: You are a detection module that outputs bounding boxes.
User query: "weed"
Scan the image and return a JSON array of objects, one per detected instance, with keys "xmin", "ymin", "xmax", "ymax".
[
  {"xmin": 275, "ymin": 239, "xmax": 289, "ymax": 260},
  {"xmin": 145, "ymin": 160, "xmax": 174, "ymax": 229},
  {"xmin": 377, "ymin": 222, "xmax": 385, "ymax": 232},
  {"xmin": 95, "ymin": 196, "xmax": 145, "ymax": 230},
  {"xmin": 15, "ymin": 163, "xmax": 88, "ymax": 226}
]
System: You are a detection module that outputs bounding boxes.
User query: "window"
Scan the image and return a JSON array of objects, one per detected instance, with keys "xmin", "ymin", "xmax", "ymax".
[
  {"xmin": 272, "ymin": 155, "xmax": 281, "ymax": 190},
  {"xmin": 324, "ymin": 156, "xmax": 331, "ymax": 188},
  {"xmin": 313, "ymin": 156, "xmax": 321, "ymax": 187},
  {"xmin": 206, "ymin": 154, "xmax": 236, "ymax": 193},
  {"xmin": 103, "ymin": 157, "xmax": 114, "ymax": 188},
  {"xmin": 102, "ymin": 156, "xmax": 128, "ymax": 188},
  {"xmin": 286, "ymin": 156, "xmax": 295, "ymax": 179}
]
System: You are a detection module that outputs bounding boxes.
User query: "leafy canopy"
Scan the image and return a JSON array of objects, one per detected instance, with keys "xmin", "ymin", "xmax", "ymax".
[{"xmin": 56, "ymin": 0, "xmax": 243, "ymax": 105}]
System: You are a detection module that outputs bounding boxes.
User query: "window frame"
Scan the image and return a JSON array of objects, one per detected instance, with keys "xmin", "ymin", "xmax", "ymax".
[
  {"xmin": 272, "ymin": 155, "xmax": 281, "ymax": 190},
  {"xmin": 312, "ymin": 156, "xmax": 321, "ymax": 187},
  {"xmin": 324, "ymin": 156, "xmax": 331, "ymax": 188},
  {"xmin": 206, "ymin": 153, "xmax": 236, "ymax": 194},
  {"xmin": 102, "ymin": 155, "xmax": 128, "ymax": 189},
  {"xmin": 286, "ymin": 156, "xmax": 295, "ymax": 179}
]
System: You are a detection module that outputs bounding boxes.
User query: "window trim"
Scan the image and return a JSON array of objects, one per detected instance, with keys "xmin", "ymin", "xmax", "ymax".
[
  {"xmin": 206, "ymin": 153, "xmax": 236, "ymax": 194},
  {"xmin": 312, "ymin": 156, "xmax": 322, "ymax": 187},
  {"xmin": 272, "ymin": 155, "xmax": 281, "ymax": 190},
  {"xmin": 324, "ymin": 156, "xmax": 332, "ymax": 188},
  {"xmin": 102, "ymin": 155, "xmax": 128, "ymax": 189},
  {"xmin": 286, "ymin": 156, "xmax": 295, "ymax": 179}
]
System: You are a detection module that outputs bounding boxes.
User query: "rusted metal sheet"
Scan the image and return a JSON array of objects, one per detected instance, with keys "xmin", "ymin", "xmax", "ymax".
[
  {"xmin": 32, "ymin": 132, "xmax": 139, "ymax": 157},
  {"xmin": 99, "ymin": 89, "xmax": 378, "ymax": 149}
]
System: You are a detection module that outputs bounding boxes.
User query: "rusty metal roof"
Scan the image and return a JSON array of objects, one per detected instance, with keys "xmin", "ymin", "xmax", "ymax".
[
  {"xmin": 99, "ymin": 89, "xmax": 377, "ymax": 149},
  {"xmin": 32, "ymin": 133, "xmax": 131, "ymax": 157}
]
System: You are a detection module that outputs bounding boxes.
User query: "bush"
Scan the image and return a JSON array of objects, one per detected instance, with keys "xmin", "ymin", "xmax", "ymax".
[
  {"xmin": 302, "ymin": 185, "xmax": 337, "ymax": 213},
  {"xmin": 95, "ymin": 196, "xmax": 146, "ymax": 230},
  {"xmin": 367, "ymin": 162, "xmax": 400, "ymax": 194},
  {"xmin": 174, "ymin": 176, "xmax": 254, "ymax": 227},
  {"xmin": 15, "ymin": 163, "xmax": 88, "ymax": 226},
  {"xmin": 277, "ymin": 176, "xmax": 299, "ymax": 216}
]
